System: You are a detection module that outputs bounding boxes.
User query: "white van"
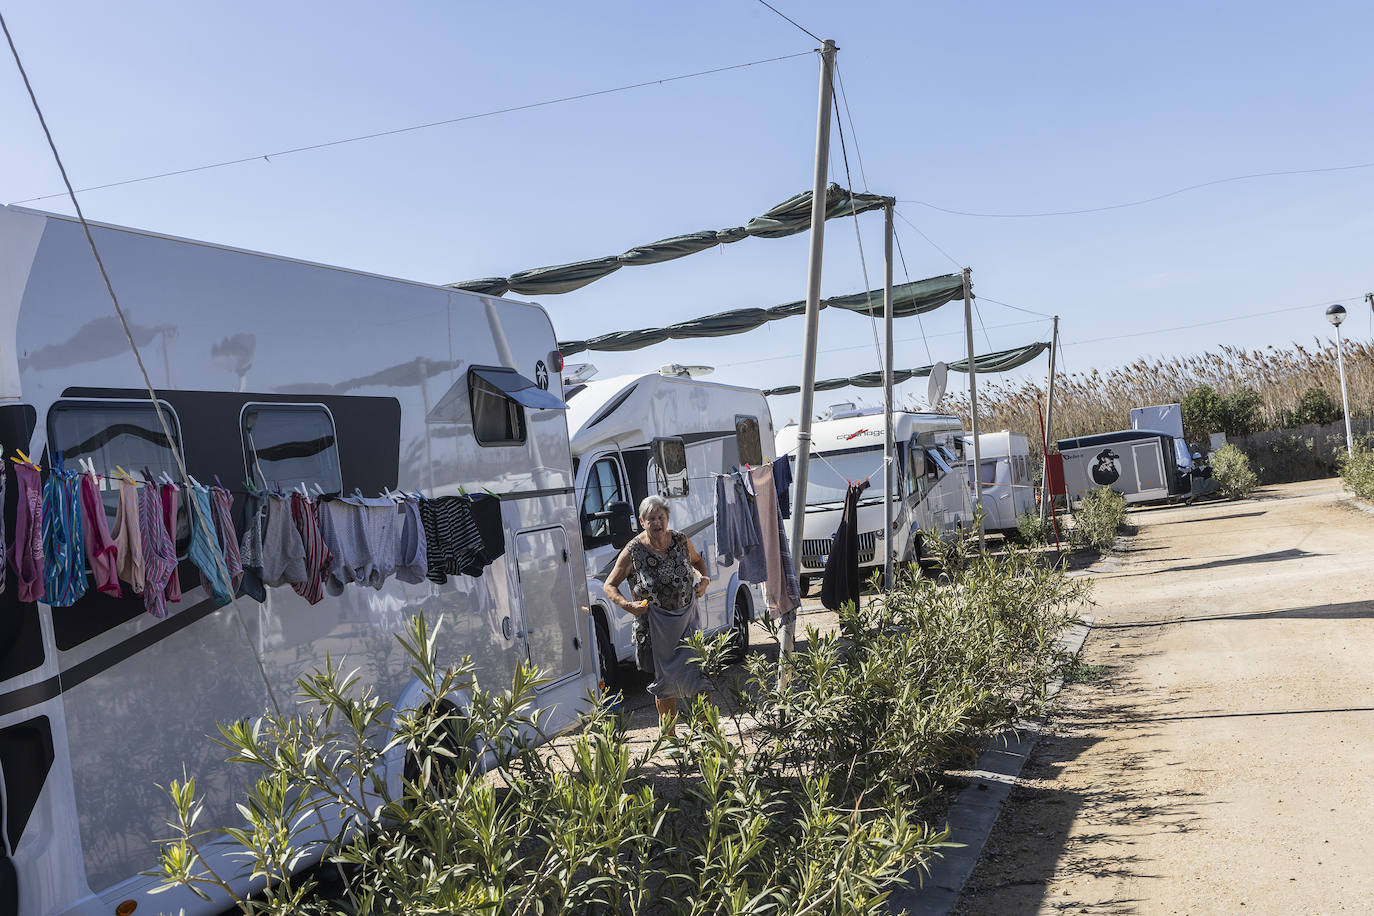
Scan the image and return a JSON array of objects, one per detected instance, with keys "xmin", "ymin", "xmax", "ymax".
[
  {"xmin": 564, "ymin": 366, "xmax": 770, "ymax": 690},
  {"xmin": 966, "ymin": 430, "xmax": 1036, "ymax": 534},
  {"xmin": 775, "ymin": 406, "xmax": 972, "ymax": 592},
  {"xmin": 0, "ymin": 204, "xmax": 598, "ymax": 916}
]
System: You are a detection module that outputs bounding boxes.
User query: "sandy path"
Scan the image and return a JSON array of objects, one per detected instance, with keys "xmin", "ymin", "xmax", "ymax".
[{"xmin": 954, "ymin": 478, "xmax": 1374, "ymax": 915}]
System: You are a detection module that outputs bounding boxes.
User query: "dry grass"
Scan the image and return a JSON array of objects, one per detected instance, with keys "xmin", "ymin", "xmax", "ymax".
[{"xmin": 924, "ymin": 339, "xmax": 1374, "ymax": 445}]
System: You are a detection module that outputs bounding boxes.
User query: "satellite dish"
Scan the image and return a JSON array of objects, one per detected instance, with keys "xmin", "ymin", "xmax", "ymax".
[{"xmin": 928, "ymin": 361, "xmax": 948, "ymax": 406}]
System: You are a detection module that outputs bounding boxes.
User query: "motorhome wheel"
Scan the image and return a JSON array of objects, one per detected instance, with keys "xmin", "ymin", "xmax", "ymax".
[
  {"xmin": 727, "ymin": 590, "xmax": 751, "ymax": 663},
  {"xmin": 592, "ymin": 608, "xmax": 621, "ymax": 693}
]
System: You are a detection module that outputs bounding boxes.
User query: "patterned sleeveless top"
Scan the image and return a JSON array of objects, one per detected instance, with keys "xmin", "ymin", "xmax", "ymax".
[{"xmin": 627, "ymin": 532, "xmax": 695, "ymax": 611}]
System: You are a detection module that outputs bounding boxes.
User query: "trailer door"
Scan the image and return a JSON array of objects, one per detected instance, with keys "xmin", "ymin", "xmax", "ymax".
[
  {"xmin": 1130, "ymin": 441, "xmax": 1165, "ymax": 492},
  {"xmin": 513, "ymin": 527, "xmax": 584, "ymax": 685}
]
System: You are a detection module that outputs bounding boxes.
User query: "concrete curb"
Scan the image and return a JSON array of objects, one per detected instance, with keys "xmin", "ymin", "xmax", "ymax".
[{"xmin": 886, "ymin": 615, "xmax": 1095, "ymax": 916}]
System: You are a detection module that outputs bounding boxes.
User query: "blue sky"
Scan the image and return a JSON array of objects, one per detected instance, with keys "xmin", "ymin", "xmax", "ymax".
[{"xmin": 4, "ymin": 1, "xmax": 1372, "ymax": 425}]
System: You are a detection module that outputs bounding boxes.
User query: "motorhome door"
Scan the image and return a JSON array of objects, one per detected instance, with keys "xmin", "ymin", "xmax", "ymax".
[{"xmin": 513, "ymin": 527, "xmax": 584, "ymax": 685}]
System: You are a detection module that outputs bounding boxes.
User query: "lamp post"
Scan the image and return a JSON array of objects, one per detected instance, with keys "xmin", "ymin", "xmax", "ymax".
[{"xmin": 1326, "ymin": 304, "xmax": 1353, "ymax": 456}]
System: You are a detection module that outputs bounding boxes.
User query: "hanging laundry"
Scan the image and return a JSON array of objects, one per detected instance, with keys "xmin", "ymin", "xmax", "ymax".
[
  {"xmin": 318, "ymin": 497, "xmax": 361, "ymax": 596},
  {"xmin": 261, "ymin": 494, "xmax": 307, "ymax": 588},
  {"xmin": 420, "ymin": 495, "xmax": 486, "ymax": 584},
  {"xmin": 749, "ymin": 464, "xmax": 800, "ymax": 618},
  {"xmin": 42, "ymin": 460, "xmax": 86, "ymax": 607},
  {"xmin": 209, "ymin": 486, "xmax": 243, "ymax": 591},
  {"xmin": 289, "ymin": 492, "xmax": 331, "ymax": 605},
  {"xmin": 78, "ymin": 472, "xmax": 120, "ymax": 597},
  {"xmin": 0, "ymin": 469, "xmax": 6, "ymax": 595},
  {"xmin": 138, "ymin": 483, "xmax": 177, "ymax": 618},
  {"xmin": 714, "ymin": 471, "xmax": 764, "ymax": 583},
  {"xmin": 160, "ymin": 484, "xmax": 183, "ymax": 606},
  {"xmin": 188, "ymin": 487, "xmax": 233, "ymax": 607},
  {"xmin": 820, "ymin": 480, "xmax": 869, "ymax": 612},
  {"xmin": 351, "ymin": 495, "xmax": 401, "ymax": 587},
  {"xmin": 773, "ymin": 454, "xmax": 794, "ymax": 520},
  {"xmin": 237, "ymin": 489, "xmax": 268, "ymax": 602},
  {"xmin": 463, "ymin": 493, "xmax": 504, "ymax": 572},
  {"xmin": 109, "ymin": 478, "xmax": 144, "ymax": 594},
  {"xmin": 394, "ymin": 495, "xmax": 428, "ymax": 584},
  {"xmin": 10, "ymin": 463, "xmax": 45, "ymax": 603}
]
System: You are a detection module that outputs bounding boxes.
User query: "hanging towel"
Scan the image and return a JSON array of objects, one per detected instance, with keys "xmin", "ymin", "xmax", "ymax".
[
  {"xmin": 420, "ymin": 496, "xmax": 486, "ymax": 584},
  {"xmin": 773, "ymin": 455, "xmax": 794, "ymax": 520},
  {"xmin": 237, "ymin": 490, "xmax": 268, "ymax": 602},
  {"xmin": 750, "ymin": 464, "xmax": 799, "ymax": 618},
  {"xmin": 394, "ymin": 496, "xmax": 428, "ymax": 584},
  {"xmin": 714, "ymin": 472, "xmax": 764, "ymax": 583},
  {"xmin": 10, "ymin": 464, "xmax": 45, "ymax": 603},
  {"xmin": 289, "ymin": 493, "xmax": 331, "ymax": 605},
  {"xmin": 463, "ymin": 493, "xmax": 504, "ymax": 572},
  {"xmin": 138, "ymin": 483, "xmax": 177, "ymax": 618},
  {"xmin": 188, "ymin": 488, "xmax": 233, "ymax": 607},
  {"xmin": 78, "ymin": 472, "xmax": 120, "ymax": 596},
  {"xmin": 820, "ymin": 481, "xmax": 868, "ymax": 612},
  {"xmin": 209, "ymin": 487, "xmax": 244, "ymax": 591},
  {"xmin": 42, "ymin": 465, "xmax": 87, "ymax": 607},
  {"xmin": 109, "ymin": 479, "xmax": 144, "ymax": 594},
  {"xmin": 261, "ymin": 494, "xmax": 307, "ymax": 588},
  {"xmin": 160, "ymin": 484, "xmax": 183, "ymax": 605}
]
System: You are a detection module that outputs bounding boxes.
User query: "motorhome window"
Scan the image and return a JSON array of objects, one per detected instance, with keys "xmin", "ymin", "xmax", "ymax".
[
  {"xmin": 48, "ymin": 400, "xmax": 185, "ymax": 529},
  {"xmin": 806, "ymin": 446, "xmax": 888, "ymax": 506},
  {"xmin": 651, "ymin": 437, "xmax": 689, "ymax": 498},
  {"xmin": 978, "ymin": 460, "xmax": 998, "ymax": 486},
  {"xmin": 581, "ymin": 458, "xmax": 626, "ymax": 540},
  {"xmin": 927, "ymin": 447, "xmax": 953, "ymax": 475},
  {"xmin": 242, "ymin": 404, "xmax": 342, "ymax": 495},
  {"xmin": 735, "ymin": 415, "xmax": 763, "ymax": 467},
  {"xmin": 469, "ymin": 373, "xmax": 527, "ymax": 445}
]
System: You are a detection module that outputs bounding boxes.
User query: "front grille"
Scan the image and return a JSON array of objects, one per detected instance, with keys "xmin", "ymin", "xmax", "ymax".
[{"xmin": 800, "ymin": 530, "xmax": 878, "ymax": 568}]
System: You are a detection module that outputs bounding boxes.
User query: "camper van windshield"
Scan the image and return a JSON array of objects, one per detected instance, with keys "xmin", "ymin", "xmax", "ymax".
[{"xmin": 806, "ymin": 446, "xmax": 888, "ymax": 506}]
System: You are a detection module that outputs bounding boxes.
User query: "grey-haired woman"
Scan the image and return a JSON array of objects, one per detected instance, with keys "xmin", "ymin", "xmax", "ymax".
[{"xmin": 603, "ymin": 494, "xmax": 710, "ymax": 728}]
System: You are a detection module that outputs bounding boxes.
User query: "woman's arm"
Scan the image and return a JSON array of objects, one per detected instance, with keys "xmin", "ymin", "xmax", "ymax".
[
  {"xmin": 686, "ymin": 538, "xmax": 710, "ymax": 599},
  {"xmin": 603, "ymin": 547, "xmax": 647, "ymax": 615}
]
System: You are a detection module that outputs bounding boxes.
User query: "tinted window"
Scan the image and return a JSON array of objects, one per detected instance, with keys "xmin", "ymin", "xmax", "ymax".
[
  {"xmin": 581, "ymin": 457, "xmax": 625, "ymax": 540},
  {"xmin": 735, "ymin": 415, "xmax": 763, "ymax": 467},
  {"xmin": 470, "ymin": 374, "xmax": 527, "ymax": 445},
  {"xmin": 242, "ymin": 404, "xmax": 342, "ymax": 495},
  {"xmin": 652, "ymin": 437, "xmax": 689, "ymax": 498}
]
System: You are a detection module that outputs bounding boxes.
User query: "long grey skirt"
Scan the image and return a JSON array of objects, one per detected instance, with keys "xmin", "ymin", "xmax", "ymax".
[{"xmin": 645, "ymin": 597, "xmax": 708, "ymax": 700}]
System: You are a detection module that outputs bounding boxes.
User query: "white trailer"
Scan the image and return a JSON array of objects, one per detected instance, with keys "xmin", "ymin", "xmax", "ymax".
[
  {"xmin": 564, "ymin": 367, "xmax": 770, "ymax": 690},
  {"xmin": 775, "ymin": 406, "xmax": 972, "ymax": 592},
  {"xmin": 965, "ymin": 430, "xmax": 1036, "ymax": 533},
  {"xmin": 1056, "ymin": 429, "xmax": 1193, "ymax": 506},
  {"xmin": 0, "ymin": 204, "xmax": 598, "ymax": 916}
]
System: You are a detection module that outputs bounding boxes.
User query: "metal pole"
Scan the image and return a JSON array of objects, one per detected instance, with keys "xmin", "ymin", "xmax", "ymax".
[
  {"xmin": 1336, "ymin": 322, "xmax": 1353, "ymax": 455},
  {"xmin": 962, "ymin": 268, "xmax": 983, "ymax": 547},
  {"xmin": 882, "ymin": 200, "xmax": 895, "ymax": 587},
  {"xmin": 781, "ymin": 38, "xmax": 836, "ymax": 670},
  {"xmin": 1039, "ymin": 316, "xmax": 1060, "ymax": 525}
]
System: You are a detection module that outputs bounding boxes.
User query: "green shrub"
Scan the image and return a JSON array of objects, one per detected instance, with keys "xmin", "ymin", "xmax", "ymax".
[
  {"xmin": 1211, "ymin": 443, "xmax": 1259, "ymax": 499},
  {"xmin": 1339, "ymin": 443, "xmax": 1374, "ymax": 502},
  {"xmin": 1074, "ymin": 486, "xmax": 1127, "ymax": 551},
  {"xmin": 1016, "ymin": 510, "xmax": 1051, "ymax": 544},
  {"xmin": 152, "ymin": 552, "xmax": 1090, "ymax": 914},
  {"xmin": 1294, "ymin": 387, "xmax": 1342, "ymax": 426}
]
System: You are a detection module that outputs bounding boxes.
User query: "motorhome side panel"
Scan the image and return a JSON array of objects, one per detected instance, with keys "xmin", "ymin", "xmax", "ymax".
[{"xmin": 0, "ymin": 209, "xmax": 593, "ymax": 916}]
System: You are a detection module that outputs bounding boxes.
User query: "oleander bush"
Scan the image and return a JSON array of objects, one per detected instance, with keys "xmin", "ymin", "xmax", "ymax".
[
  {"xmin": 154, "ymin": 548, "xmax": 1090, "ymax": 915},
  {"xmin": 1073, "ymin": 486, "xmax": 1127, "ymax": 551}
]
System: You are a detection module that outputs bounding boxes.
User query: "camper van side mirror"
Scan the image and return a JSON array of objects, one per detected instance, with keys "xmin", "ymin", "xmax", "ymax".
[{"xmin": 606, "ymin": 500, "xmax": 635, "ymax": 550}]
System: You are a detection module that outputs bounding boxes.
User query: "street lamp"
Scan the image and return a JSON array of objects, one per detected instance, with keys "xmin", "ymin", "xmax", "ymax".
[{"xmin": 1326, "ymin": 303, "xmax": 1353, "ymax": 456}]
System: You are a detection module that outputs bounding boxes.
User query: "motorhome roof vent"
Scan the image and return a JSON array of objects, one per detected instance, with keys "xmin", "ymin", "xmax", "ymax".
[
  {"xmin": 658, "ymin": 364, "xmax": 714, "ymax": 379},
  {"xmin": 562, "ymin": 363, "xmax": 598, "ymax": 386},
  {"xmin": 823, "ymin": 401, "xmax": 857, "ymax": 418}
]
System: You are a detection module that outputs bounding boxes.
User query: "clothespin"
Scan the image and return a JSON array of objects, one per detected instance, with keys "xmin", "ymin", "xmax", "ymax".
[
  {"xmin": 12, "ymin": 449, "xmax": 39, "ymax": 471},
  {"xmin": 189, "ymin": 475, "xmax": 206, "ymax": 491},
  {"xmin": 213, "ymin": 474, "xmax": 225, "ymax": 491},
  {"xmin": 295, "ymin": 482, "xmax": 309, "ymax": 499},
  {"xmin": 353, "ymin": 488, "xmax": 365, "ymax": 500},
  {"xmin": 383, "ymin": 486, "xmax": 397, "ymax": 502},
  {"xmin": 312, "ymin": 482, "xmax": 325, "ymax": 497},
  {"xmin": 159, "ymin": 471, "xmax": 176, "ymax": 488},
  {"xmin": 483, "ymin": 487, "xmax": 498, "ymax": 498},
  {"xmin": 243, "ymin": 477, "xmax": 259, "ymax": 496}
]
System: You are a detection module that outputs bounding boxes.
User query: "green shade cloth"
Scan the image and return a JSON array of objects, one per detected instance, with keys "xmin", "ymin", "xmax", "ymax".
[
  {"xmin": 556, "ymin": 274, "xmax": 962, "ymax": 356},
  {"xmin": 446, "ymin": 183, "xmax": 893, "ymax": 296},
  {"xmin": 763, "ymin": 342, "xmax": 1049, "ymax": 397}
]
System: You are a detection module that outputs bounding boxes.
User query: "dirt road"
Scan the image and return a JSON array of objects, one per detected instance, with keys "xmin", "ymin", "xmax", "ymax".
[{"xmin": 955, "ymin": 478, "xmax": 1374, "ymax": 915}]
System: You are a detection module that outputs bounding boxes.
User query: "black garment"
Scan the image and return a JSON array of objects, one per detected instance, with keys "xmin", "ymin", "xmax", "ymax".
[
  {"xmin": 820, "ymin": 480, "xmax": 868, "ymax": 612},
  {"xmin": 420, "ymin": 496, "xmax": 486, "ymax": 584},
  {"xmin": 773, "ymin": 455, "xmax": 794, "ymax": 520},
  {"xmin": 462, "ymin": 493, "xmax": 504, "ymax": 575}
]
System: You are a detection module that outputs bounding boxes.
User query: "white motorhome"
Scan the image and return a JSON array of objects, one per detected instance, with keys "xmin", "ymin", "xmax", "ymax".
[
  {"xmin": 0, "ymin": 205, "xmax": 598, "ymax": 916},
  {"xmin": 965, "ymin": 430, "xmax": 1036, "ymax": 534},
  {"xmin": 775, "ymin": 406, "xmax": 972, "ymax": 592},
  {"xmin": 564, "ymin": 366, "xmax": 770, "ymax": 690}
]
